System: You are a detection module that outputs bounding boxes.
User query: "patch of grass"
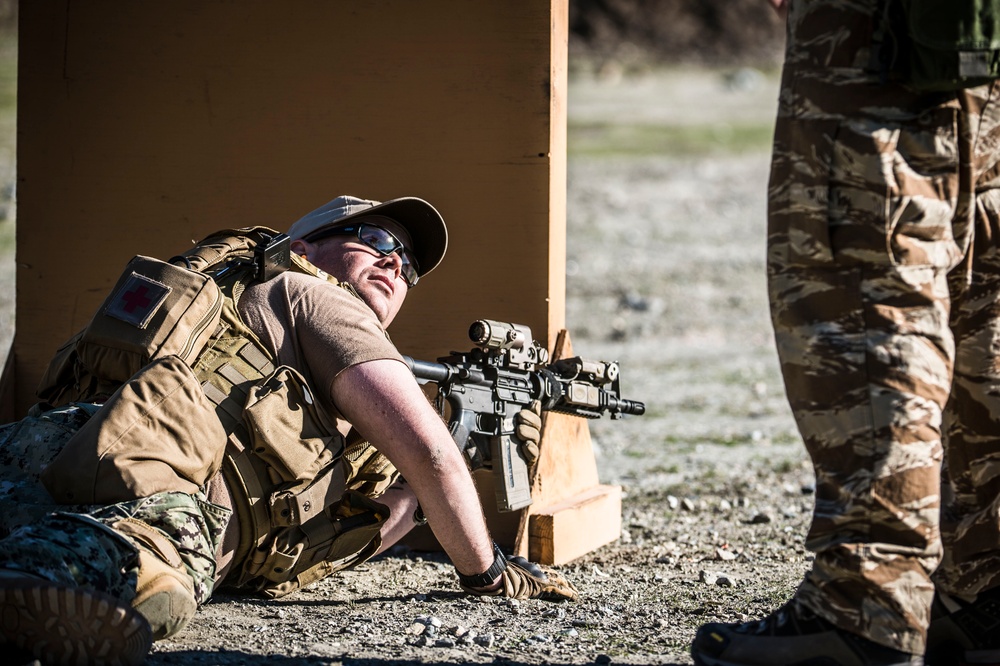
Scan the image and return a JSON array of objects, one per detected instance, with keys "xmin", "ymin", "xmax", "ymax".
[
  {"xmin": 568, "ymin": 120, "xmax": 774, "ymax": 157},
  {"xmin": 0, "ymin": 25, "xmax": 15, "ymax": 142},
  {"xmin": 771, "ymin": 430, "xmax": 803, "ymax": 446},
  {"xmin": 646, "ymin": 463, "xmax": 680, "ymax": 474},
  {"xmin": 772, "ymin": 458, "xmax": 796, "ymax": 474},
  {"xmin": 0, "ymin": 219, "xmax": 12, "ymax": 254},
  {"xmin": 702, "ymin": 432, "xmax": 757, "ymax": 447}
]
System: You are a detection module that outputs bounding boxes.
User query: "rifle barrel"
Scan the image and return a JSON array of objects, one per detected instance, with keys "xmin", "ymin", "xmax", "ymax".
[
  {"xmin": 611, "ymin": 396, "xmax": 645, "ymax": 416},
  {"xmin": 402, "ymin": 356, "xmax": 452, "ymax": 383}
]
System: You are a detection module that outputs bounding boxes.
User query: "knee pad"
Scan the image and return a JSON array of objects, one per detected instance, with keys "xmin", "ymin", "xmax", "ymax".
[{"xmin": 114, "ymin": 518, "xmax": 198, "ymax": 640}]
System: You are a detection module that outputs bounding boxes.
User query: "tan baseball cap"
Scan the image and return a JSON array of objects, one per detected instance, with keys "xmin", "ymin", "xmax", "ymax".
[{"xmin": 287, "ymin": 195, "xmax": 449, "ymax": 277}]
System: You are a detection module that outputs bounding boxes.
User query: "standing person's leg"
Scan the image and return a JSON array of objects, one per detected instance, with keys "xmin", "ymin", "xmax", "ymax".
[
  {"xmin": 692, "ymin": 2, "xmax": 980, "ymax": 663},
  {"xmin": 693, "ymin": 113, "xmax": 963, "ymax": 665},
  {"xmin": 927, "ymin": 82, "xmax": 1000, "ymax": 664}
]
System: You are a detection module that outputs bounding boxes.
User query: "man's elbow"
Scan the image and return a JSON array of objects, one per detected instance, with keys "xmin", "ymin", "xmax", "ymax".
[{"xmin": 412, "ymin": 437, "xmax": 466, "ymax": 477}]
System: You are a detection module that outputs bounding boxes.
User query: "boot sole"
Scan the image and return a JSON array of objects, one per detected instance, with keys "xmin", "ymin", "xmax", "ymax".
[{"xmin": 0, "ymin": 579, "xmax": 152, "ymax": 666}]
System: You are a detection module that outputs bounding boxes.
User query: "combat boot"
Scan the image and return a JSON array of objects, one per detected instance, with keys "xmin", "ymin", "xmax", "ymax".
[
  {"xmin": 114, "ymin": 518, "xmax": 198, "ymax": 640},
  {"xmin": 0, "ymin": 570, "xmax": 152, "ymax": 666},
  {"xmin": 925, "ymin": 587, "xmax": 1000, "ymax": 666},
  {"xmin": 131, "ymin": 549, "xmax": 198, "ymax": 640},
  {"xmin": 691, "ymin": 598, "xmax": 923, "ymax": 666}
]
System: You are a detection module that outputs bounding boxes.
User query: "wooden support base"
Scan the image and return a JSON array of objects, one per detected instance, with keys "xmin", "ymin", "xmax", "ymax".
[{"xmin": 528, "ymin": 483, "xmax": 621, "ymax": 564}]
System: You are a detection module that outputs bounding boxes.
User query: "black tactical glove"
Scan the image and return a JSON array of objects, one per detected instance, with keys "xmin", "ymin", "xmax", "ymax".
[
  {"xmin": 514, "ymin": 400, "xmax": 542, "ymax": 465},
  {"xmin": 461, "ymin": 553, "xmax": 578, "ymax": 601}
]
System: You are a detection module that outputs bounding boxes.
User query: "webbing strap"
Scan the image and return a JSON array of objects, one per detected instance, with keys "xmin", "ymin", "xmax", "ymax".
[
  {"xmin": 269, "ymin": 464, "xmax": 348, "ymax": 528},
  {"xmin": 221, "ymin": 438, "xmax": 272, "ymax": 586}
]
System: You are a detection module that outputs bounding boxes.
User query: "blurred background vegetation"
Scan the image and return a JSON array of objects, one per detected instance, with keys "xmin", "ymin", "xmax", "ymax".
[{"xmin": 569, "ymin": 0, "xmax": 784, "ymax": 75}]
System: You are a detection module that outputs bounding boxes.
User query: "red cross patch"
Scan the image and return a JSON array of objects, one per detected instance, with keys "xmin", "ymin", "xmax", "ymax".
[{"xmin": 105, "ymin": 272, "xmax": 172, "ymax": 328}]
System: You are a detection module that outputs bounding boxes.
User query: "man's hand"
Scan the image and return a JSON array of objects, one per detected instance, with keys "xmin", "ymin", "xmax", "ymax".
[
  {"xmin": 462, "ymin": 555, "xmax": 579, "ymax": 601},
  {"xmin": 514, "ymin": 400, "xmax": 542, "ymax": 465},
  {"xmin": 764, "ymin": 0, "xmax": 788, "ymax": 17}
]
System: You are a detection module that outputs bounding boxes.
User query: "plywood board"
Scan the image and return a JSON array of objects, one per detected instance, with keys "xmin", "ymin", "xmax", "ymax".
[
  {"xmin": 14, "ymin": 1, "xmax": 568, "ymax": 413},
  {"xmin": 528, "ymin": 484, "xmax": 622, "ymax": 564}
]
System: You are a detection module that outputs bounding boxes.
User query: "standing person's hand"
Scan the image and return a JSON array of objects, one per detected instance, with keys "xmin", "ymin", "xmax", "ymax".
[{"xmin": 765, "ymin": 0, "xmax": 788, "ymax": 17}]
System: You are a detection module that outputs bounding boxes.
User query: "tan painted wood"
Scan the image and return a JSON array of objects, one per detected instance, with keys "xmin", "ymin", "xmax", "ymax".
[
  {"xmin": 528, "ymin": 484, "xmax": 622, "ymax": 564},
  {"xmin": 14, "ymin": 0, "xmax": 568, "ymax": 413}
]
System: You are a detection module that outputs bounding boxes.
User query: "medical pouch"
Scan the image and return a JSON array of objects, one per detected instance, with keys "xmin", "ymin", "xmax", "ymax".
[
  {"xmin": 902, "ymin": 0, "xmax": 1000, "ymax": 90},
  {"xmin": 41, "ymin": 354, "xmax": 228, "ymax": 503},
  {"xmin": 75, "ymin": 255, "xmax": 223, "ymax": 384}
]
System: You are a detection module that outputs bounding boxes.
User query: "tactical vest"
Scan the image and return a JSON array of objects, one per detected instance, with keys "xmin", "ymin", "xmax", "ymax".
[{"xmin": 36, "ymin": 227, "xmax": 397, "ymax": 598}]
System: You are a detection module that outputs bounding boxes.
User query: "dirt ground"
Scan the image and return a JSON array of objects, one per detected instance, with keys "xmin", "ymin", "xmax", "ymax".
[{"xmin": 135, "ymin": 67, "xmax": 816, "ymax": 666}]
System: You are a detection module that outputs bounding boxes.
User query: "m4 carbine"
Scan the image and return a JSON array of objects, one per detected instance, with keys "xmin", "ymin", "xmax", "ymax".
[{"xmin": 402, "ymin": 319, "xmax": 645, "ymax": 513}]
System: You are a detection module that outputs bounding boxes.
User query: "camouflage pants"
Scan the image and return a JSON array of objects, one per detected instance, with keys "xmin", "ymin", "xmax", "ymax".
[
  {"xmin": 0, "ymin": 403, "xmax": 229, "ymax": 609},
  {"xmin": 769, "ymin": 0, "xmax": 1000, "ymax": 655}
]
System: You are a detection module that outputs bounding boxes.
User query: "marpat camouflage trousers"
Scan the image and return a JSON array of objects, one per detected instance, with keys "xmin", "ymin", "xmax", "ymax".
[
  {"xmin": 0, "ymin": 403, "xmax": 228, "ymax": 609},
  {"xmin": 769, "ymin": 0, "xmax": 1000, "ymax": 655}
]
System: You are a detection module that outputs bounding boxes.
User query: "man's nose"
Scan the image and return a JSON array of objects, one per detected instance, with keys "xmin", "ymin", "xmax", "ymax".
[{"xmin": 380, "ymin": 250, "xmax": 403, "ymax": 277}]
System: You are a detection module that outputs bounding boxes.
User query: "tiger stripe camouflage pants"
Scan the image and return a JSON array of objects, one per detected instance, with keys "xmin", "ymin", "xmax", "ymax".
[{"xmin": 769, "ymin": 0, "xmax": 1000, "ymax": 655}]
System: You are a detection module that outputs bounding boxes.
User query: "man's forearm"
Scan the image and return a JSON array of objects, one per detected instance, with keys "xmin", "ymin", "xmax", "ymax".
[
  {"xmin": 332, "ymin": 359, "xmax": 497, "ymax": 577},
  {"xmin": 374, "ymin": 479, "xmax": 420, "ymax": 555}
]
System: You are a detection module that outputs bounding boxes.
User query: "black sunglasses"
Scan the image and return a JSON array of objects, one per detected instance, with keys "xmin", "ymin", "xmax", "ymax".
[{"xmin": 308, "ymin": 222, "xmax": 420, "ymax": 288}]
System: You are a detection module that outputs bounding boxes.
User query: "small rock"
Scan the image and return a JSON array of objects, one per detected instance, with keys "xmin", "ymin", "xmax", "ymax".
[
  {"xmin": 699, "ymin": 570, "xmax": 719, "ymax": 585},
  {"xmin": 681, "ymin": 498, "xmax": 697, "ymax": 512},
  {"xmin": 750, "ymin": 512, "xmax": 772, "ymax": 524},
  {"xmin": 715, "ymin": 547, "xmax": 737, "ymax": 561},
  {"xmin": 561, "ymin": 628, "xmax": 579, "ymax": 637},
  {"xmin": 717, "ymin": 575, "xmax": 735, "ymax": 587},
  {"xmin": 434, "ymin": 638, "xmax": 456, "ymax": 648},
  {"xmin": 667, "ymin": 495, "xmax": 679, "ymax": 510},
  {"xmin": 474, "ymin": 632, "xmax": 495, "ymax": 648},
  {"xmin": 406, "ymin": 622, "xmax": 425, "ymax": 636},
  {"xmin": 596, "ymin": 654, "xmax": 613, "ymax": 665}
]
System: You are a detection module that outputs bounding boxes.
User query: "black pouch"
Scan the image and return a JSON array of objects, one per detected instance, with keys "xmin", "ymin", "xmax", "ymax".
[{"xmin": 902, "ymin": 0, "xmax": 1000, "ymax": 91}]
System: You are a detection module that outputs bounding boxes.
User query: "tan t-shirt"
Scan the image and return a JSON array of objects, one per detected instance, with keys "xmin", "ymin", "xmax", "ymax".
[
  {"xmin": 238, "ymin": 271, "xmax": 404, "ymax": 420},
  {"xmin": 209, "ymin": 270, "xmax": 403, "ymax": 581}
]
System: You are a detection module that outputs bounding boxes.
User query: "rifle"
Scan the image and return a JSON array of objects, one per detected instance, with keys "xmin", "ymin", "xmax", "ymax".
[{"xmin": 402, "ymin": 319, "xmax": 645, "ymax": 513}]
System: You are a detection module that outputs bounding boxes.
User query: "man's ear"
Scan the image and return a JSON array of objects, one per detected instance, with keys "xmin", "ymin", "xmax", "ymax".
[{"xmin": 290, "ymin": 238, "xmax": 311, "ymax": 258}]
